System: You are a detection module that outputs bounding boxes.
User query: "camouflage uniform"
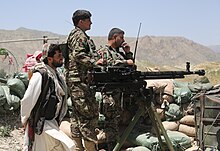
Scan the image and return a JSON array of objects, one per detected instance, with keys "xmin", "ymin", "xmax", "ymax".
[
  {"xmin": 98, "ymin": 45, "xmax": 136, "ymax": 149},
  {"xmin": 99, "ymin": 45, "xmax": 134, "ymax": 66},
  {"xmin": 65, "ymin": 27, "xmax": 100, "ymax": 144}
]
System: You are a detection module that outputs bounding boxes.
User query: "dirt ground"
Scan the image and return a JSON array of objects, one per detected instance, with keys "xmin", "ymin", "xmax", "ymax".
[{"xmin": 0, "ymin": 111, "xmax": 24, "ymax": 151}]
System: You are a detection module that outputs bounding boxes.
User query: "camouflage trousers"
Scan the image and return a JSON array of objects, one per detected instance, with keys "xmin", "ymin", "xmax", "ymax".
[
  {"xmin": 68, "ymin": 82, "xmax": 99, "ymax": 143},
  {"xmin": 99, "ymin": 90, "xmax": 146, "ymax": 150},
  {"xmin": 98, "ymin": 90, "xmax": 122, "ymax": 150}
]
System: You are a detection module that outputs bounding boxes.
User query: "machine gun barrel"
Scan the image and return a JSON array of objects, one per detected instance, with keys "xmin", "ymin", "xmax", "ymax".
[
  {"xmin": 91, "ymin": 67, "xmax": 205, "ymax": 82},
  {"xmin": 89, "ymin": 66, "xmax": 205, "ymax": 92},
  {"xmin": 139, "ymin": 69, "xmax": 205, "ymax": 80}
]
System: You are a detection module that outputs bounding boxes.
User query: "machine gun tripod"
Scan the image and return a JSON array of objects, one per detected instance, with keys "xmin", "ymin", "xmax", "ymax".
[
  {"xmin": 88, "ymin": 62, "xmax": 205, "ymax": 151},
  {"xmin": 113, "ymin": 86, "xmax": 175, "ymax": 151}
]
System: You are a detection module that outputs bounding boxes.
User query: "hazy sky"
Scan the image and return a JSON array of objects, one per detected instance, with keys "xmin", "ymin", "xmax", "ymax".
[{"xmin": 0, "ymin": 0, "xmax": 219, "ymax": 46}]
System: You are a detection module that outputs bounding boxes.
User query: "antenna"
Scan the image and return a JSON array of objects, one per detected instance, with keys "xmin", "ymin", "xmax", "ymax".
[{"xmin": 133, "ymin": 23, "xmax": 142, "ymax": 63}]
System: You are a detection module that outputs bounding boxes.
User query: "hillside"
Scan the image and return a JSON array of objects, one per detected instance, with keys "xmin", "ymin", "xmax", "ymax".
[
  {"xmin": 208, "ymin": 45, "xmax": 220, "ymax": 53},
  {"xmin": 136, "ymin": 36, "xmax": 220, "ymax": 67},
  {"xmin": 1, "ymin": 27, "xmax": 219, "ymax": 69}
]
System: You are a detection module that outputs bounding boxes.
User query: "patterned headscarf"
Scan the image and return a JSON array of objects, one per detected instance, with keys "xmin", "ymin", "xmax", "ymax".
[{"xmin": 41, "ymin": 43, "xmax": 50, "ymax": 61}]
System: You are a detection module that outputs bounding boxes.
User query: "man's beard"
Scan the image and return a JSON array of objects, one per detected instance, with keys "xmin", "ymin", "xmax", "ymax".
[{"xmin": 52, "ymin": 61, "xmax": 63, "ymax": 68}]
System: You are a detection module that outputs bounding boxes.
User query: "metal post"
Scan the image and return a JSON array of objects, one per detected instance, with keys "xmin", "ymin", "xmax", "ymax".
[{"xmin": 43, "ymin": 36, "xmax": 48, "ymax": 44}]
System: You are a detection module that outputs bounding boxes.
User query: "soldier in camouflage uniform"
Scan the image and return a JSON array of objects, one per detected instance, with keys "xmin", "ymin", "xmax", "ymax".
[
  {"xmin": 65, "ymin": 10, "xmax": 103, "ymax": 151},
  {"xmin": 99, "ymin": 28, "xmax": 134, "ymax": 67},
  {"xmin": 97, "ymin": 28, "xmax": 136, "ymax": 150}
]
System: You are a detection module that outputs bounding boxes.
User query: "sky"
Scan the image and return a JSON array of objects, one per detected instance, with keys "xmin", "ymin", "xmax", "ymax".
[{"xmin": 0, "ymin": 0, "xmax": 219, "ymax": 46}]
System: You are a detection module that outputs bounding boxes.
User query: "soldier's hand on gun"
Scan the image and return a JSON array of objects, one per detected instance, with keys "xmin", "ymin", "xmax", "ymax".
[
  {"xmin": 126, "ymin": 59, "xmax": 134, "ymax": 65},
  {"xmin": 96, "ymin": 58, "xmax": 107, "ymax": 65}
]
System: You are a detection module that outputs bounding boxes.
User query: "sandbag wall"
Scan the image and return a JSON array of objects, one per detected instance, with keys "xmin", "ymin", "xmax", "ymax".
[
  {"xmin": 145, "ymin": 77, "xmax": 215, "ymax": 150},
  {"xmin": 0, "ymin": 73, "xmax": 28, "ymax": 113}
]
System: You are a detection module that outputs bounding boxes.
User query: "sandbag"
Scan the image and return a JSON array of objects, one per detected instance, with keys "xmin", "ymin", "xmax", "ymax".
[
  {"xmin": 147, "ymin": 79, "xmax": 174, "ymax": 105},
  {"xmin": 2, "ymin": 94, "xmax": 20, "ymax": 111},
  {"xmin": 16, "ymin": 72, "xmax": 29, "ymax": 88},
  {"xmin": 7, "ymin": 78, "xmax": 26, "ymax": 99},
  {"xmin": 1, "ymin": 86, "xmax": 11, "ymax": 103},
  {"xmin": 173, "ymin": 80, "xmax": 189, "ymax": 88},
  {"xmin": 131, "ymin": 130, "xmax": 192, "ymax": 151},
  {"xmin": 180, "ymin": 115, "xmax": 195, "ymax": 126},
  {"xmin": 178, "ymin": 124, "xmax": 195, "ymax": 137},
  {"xmin": 9, "ymin": 94, "xmax": 20, "ymax": 110},
  {"xmin": 188, "ymin": 83, "xmax": 213, "ymax": 92},
  {"xmin": 162, "ymin": 121, "xmax": 180, "ymax": 131},
  {"xmin": 188, "ymin": 76, "xmax": 213, "ymax": 92},
  {"xmin": 146, "ymin": 79, "xmax": 174, "ymax": 95},
  {"xmin": 3, "ymin": 100, "xmax": 10, "ymax": 111},
  {"xmin": 165, "ymin": 103, "xmax": 183, "ymax": 121},
  {"xmin": 0, "ymin": 86, "xmax": 6, "ymax": 106},
  {"xmin": 173, "ymin": 86, "xmax": 192, "ymax": 104},
  {"xmin": 193, "ymin": 76, "xmax": 210, "ymax": 84}
]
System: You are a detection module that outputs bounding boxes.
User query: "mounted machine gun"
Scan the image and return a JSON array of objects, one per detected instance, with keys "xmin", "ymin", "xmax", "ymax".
[{"xmin": 88, "ymin": 62, "xmax": 205, "ymax": 151}]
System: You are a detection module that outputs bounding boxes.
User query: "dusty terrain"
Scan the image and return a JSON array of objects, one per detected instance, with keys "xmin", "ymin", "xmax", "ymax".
[{"xmin": 0, "ymin": 111, "xmax": 24, "ymax": 151}]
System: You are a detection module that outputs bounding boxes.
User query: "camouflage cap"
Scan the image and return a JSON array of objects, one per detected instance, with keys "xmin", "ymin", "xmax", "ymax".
[{"xmin": 72, "ymin": 9, "xmax": 92, "ymax": 25}]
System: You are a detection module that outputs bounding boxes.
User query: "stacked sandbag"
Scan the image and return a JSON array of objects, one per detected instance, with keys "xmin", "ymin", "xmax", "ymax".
[
  {"xmin": 7, "ymin": 78, "xmax": 26, "ymax": 99},
  {"xmin": 165, "ymin": 103, "xmax": 183, "ymax": 121},
  {"xmin": 188, "ymin": 76, "xmax": 213, "ymax": 93},
  {"xmin": 129, "ymin": 130, "xmax": 192, "ymax": 151},
  {"xmin": 15, "ymin": 72, "xmax": 29, "ymax": 88},
  {"xmin": 0, "ymin": 76, "xmax": 27, "ymax": 113},
  {"xmin": 173, "ymin": 80, "xmax": 193, "ymax": 104},
  {"xmin": 178, "ymin": 115, "xmax": 196, "ymax": 137},
  {"xmin": 173, "ymin": 80, "xmax": 197, "ymax": 117},
  {"xmin": 135, "ymin": 77, "xmax": 214, "ymax": 150},
  {"xmin": 150, "ymin": 79, "xmax": 201, "ymax": 150},
  {"xmin": 1, "ymin": 86, "xmax": 12, "ymax": 111},
  {"xmin": 162, "ymin": 114, "xmax": 196, "ymax": 138},
  {"xmin": 146, "ymin": 79, "xmax": 174, "ymax": 106},
  {"xmin": 1, "ymin": 85, "xmax": 20, "ymax": 112},
  {"xmin": 162, "ymin": 121, "xmax": 180, "ymax": 131}
]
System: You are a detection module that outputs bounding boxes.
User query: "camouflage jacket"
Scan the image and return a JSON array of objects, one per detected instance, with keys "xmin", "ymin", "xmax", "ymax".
[
  {"xmin": 66, "ymin": 27, "xmax": 100, "ymax": 83},
  {"xmin": 98, "ymin": 45, "xmax": 134, "ymax": 66}
]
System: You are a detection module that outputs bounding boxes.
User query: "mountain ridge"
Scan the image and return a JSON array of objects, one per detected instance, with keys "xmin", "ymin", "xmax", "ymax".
[{"xmin": 0, "ymin": 27, "xmax": 219, "ymax": 70}]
